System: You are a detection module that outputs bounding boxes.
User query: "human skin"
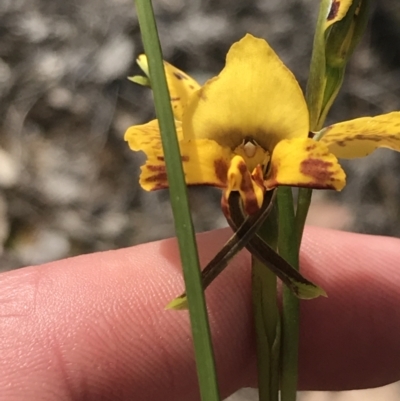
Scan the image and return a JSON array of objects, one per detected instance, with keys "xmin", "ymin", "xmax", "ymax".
[{"xmin": 1, "ymin": 226, "xmax": 400, "ymax": 401}]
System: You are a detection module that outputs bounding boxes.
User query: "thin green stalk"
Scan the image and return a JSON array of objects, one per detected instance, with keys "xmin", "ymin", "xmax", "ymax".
[
  {"xmin": 252, "ymin": 257, "xmax": 280, "ymax": 401},
  {"xmin": 295, "ymin": 188, "xmax": 313, "ymax": 247},
  {"xmin": 133, "ymin": 2, "xmax": 220, "ymax": 400},
  {"xmin": 253, "ymin": 204, "xmax": 280, "ymax": 401},
  {"xmin": 277, "ymin": 187, "xmax": 299, "ymax": 401}
]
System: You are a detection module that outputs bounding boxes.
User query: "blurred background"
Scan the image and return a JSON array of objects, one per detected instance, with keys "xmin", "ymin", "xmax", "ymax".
[{"xmin": 0, "ymin": 0, "xmax": 399, "ymax": 399}]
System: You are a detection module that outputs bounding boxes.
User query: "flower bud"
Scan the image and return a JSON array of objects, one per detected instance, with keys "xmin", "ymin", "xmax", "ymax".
[{"xmin": 325, "ymin": 0, "xmax": 370, "ymax": 68}]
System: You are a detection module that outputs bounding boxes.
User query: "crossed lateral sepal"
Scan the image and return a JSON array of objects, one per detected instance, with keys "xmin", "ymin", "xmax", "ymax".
[{"xmin": 166, "ymin": 190, "xmax": 326, "ymax": 310}]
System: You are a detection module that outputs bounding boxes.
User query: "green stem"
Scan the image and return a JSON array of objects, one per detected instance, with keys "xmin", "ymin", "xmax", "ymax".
[
  {"xmin": 252, "ymin": 257, "xmax": 280, "ymax": 401},
  {"xmin": 252, "ymin": 202, "xmax": 280, "ymax": 401},
  {"xmin": 277, "ymin": 187, "xmax": 299, "ymax": 401},
  {"xmin": 295, "ymin": 188, "xmax": 313, "ymax": 247},
  {"xmin": 133, "ymin": 2, "xmax": 220, "ymax": 400}
]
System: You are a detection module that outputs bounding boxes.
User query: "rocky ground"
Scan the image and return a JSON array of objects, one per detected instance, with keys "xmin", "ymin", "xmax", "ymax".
[{"xmin": 1, "ymin": 0, "xmax": 400, "ymax": 399}]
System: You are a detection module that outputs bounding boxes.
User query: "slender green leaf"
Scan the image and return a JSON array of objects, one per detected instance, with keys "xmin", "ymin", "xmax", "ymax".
[{"xmin": 133, "ymin": 1, "xmax": 220, "ymax": 400}]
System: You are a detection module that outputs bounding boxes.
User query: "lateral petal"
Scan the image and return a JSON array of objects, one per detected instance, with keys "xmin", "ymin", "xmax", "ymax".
[
  {"xmin": 320, "ymin": 112, "xmax": 400, "ymax": 158},
  {"xmin": 265, "ymin": 138, "xmax": 346, "ymax": 190},
  {"xmin": 125, "ymin": 120, "xmax": 232, "ymax": 190}
]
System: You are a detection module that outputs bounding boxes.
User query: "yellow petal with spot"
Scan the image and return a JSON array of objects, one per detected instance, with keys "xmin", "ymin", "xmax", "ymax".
[
  {"xmin": 180, "ymin": 139, "xmax": 233, "ymax": 189},
  {"xmin": 182, "ymin": 34, "xmax": 309, "ymax": 150},
  {"xmin": 137, "ymin": 55, "xmax": 201, "ymax": 121},
  {"xmin": 223, "ymin": 155, "xmax": 264, "ymax": 216},
  {"xmin": 125, "ymin": 120, "xmax": 232, "ymax": 190},
  {"xmin": 320, "ymin": 112, "xmax": 400, "ymax": 159},
  {"xmin": 325, "ymin": 0, "xmax": 353, "ymax": 29},
  {"xmin": 265, "ymin": 138, "xmax": 346, "ymax": 191}
]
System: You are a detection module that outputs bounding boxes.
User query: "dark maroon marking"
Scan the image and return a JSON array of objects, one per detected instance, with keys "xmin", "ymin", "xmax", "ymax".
[
  {"xmin": 238, "ymin": 162, "xmax": 248, "ymax": 175},
  {"xmin": 170, "ymin": 97, "xmax": 181, "ymax": 101},
  {"xmin": 308, "ymin": 132, "xmax": 316, "ymax": 139},
  {"xmin": 244, "ymin": 197, "xmax": 260, "ymax": 215},
  {"xmin": 353, "ymin": 133, "xmax": 384, "ymax": 142},
  {"xmin": 144, "ymin": 172, "xmax": 168, "ymax": 183},
  {"xmin": 214, "ymin": 159, "xmax": 228, "ymax": 184},
  {"xmin": 173, "ymin": 72, "xmax": 188, "ymax": 80},
  {"xmin": 146, "ymin": 165, "xmax": 166, "ymax": 172},
  {"xmin": 300, "ymin": 158, "xmax": 335, "ymax": 186},
  {"xmin": 327, "ymin": 0, "xmax": 340, "ymax": 21},
  {"xmin": 239, "ymin": 165, "xmax": 253, "ymax": 193},
  {"xmin": 305, "ymin": 143, "xmax": 317, "ymax": 151},
  {"xmin": 152, "ymin": 182, "xmax": 169, "ymax": 190},
  {"xmin": 149, "ymin": 156, "xmax": 190, "ymax": 167},
  {"xmin": 189, "ymin": 85, "xmax": 195, "ymax": 89},
  {"xmin": 236, "ymin": 162, "xmax": 260, "ymax": 215}
]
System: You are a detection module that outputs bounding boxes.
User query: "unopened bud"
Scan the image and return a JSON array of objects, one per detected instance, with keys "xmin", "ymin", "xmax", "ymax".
[{"xmin": 325, "ymin": 0, "xmax": 370, "ymax": 68}]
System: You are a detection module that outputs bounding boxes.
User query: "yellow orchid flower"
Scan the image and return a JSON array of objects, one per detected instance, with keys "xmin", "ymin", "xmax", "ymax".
[{"xmin": 125, "ymin": 34, "xmax": 400, "ymax": 215}]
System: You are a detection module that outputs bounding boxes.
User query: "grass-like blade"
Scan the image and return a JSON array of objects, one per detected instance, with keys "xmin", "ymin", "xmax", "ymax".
[{"xmin": 133, "ymin": 1, "xmax": 220, "ymax": 400}]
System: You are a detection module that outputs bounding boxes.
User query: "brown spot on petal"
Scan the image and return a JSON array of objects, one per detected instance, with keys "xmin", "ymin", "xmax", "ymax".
[
  {"xmin": 144, "ymin": 165, "xmax": 168, "ymax": 186},
  {"xmin": 171, "ymin": 97, "xmax": 181, "ymax": 101},
  {"xmin": 173, "ymin": 72, "xmax": 189, "ymax": 80},
  {"xmin": 236, "ymin": 161, "xmax": 260, "ymax": 215},
  {"xmin": 237, "ymin": 160, "xmax": 247, "ymax": 174},
  {"xmin": 156, "ymin": 155, "xmax": 189, "ymax": 163},
  {"xmin": 242, "ymin": 194, "xmax": 259, "ymax": 215},
  {"xmin": 327, "ymin": 0, "xmax": 340, "ymax": 21},
  {"xmin": 300, "ymin": 158, "xmax": 336, "ymax": 189},
  {"xmin": 146, "ymin": 165, "xmax": 166, "ymax": 172},
  {"xmin": 144, "ymin": 172, "xmax": 168, "ymax": 184},
  {"xmin": 214, "ymin": 159, "xmax": 228, "ymax": 185},
  {"xmin": 306, "ymin": 143, "xmax": 317, "ymax": 151},
  {"xmin": 238, "ymin": 164, "xmax": 252, "ymax": 192},
  {"xmin": 353, "ymin": 133, "xmax": 385, "ymax": 142},
  {"xmin": 152, "ymin": 182, "xmax": 169, "ymax": 190}
]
